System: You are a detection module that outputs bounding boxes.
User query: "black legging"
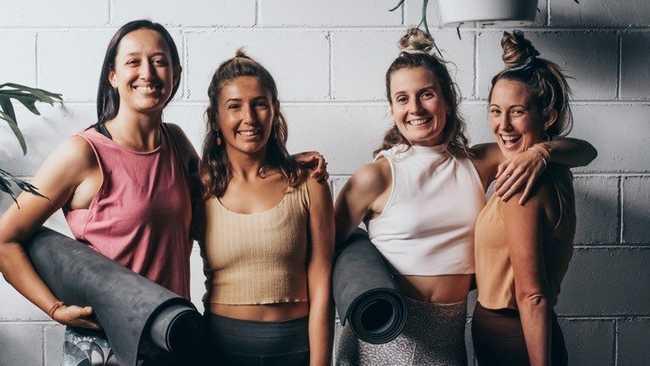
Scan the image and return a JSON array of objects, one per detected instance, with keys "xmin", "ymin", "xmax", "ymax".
[
  {"xmin": 472, "ymin": 302, "xmax": 568, "ymax": 366},
  {"xmin": 206, "ymin": 312, "xmax": 309, "ymax": 366}
]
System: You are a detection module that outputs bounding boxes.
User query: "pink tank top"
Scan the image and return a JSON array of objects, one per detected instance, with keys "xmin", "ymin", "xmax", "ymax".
[{"xmin": 64, "ymin": 124, "xmax": 193, "ymax": 298}]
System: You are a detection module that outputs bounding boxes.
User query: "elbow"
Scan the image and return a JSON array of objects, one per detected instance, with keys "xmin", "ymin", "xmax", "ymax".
[{"xmin": 516, "ymin": 290, "xmax": 549, "ymax": 312}]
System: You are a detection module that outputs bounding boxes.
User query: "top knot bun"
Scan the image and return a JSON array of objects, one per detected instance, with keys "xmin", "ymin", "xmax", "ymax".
[
  {"xmin": 399, "ymin": 28, "xmax": 434, "ymax": 54},
  {"xmin": 501, "ymin": 31, "xmax": 540, "ymax": 68},
  {"xmin": 234, "ymin": 48, "xmax": 252, "ymax": 59}
]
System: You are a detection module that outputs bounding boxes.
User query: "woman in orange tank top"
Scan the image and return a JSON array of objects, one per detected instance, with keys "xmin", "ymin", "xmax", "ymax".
[{"xmin": 472, "ymin": 31, "xmax": 582, "ymax": 366}]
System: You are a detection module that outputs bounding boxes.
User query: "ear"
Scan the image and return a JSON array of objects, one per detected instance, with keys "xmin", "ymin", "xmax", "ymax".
[
  {"xmin": 108, "ymin": 69, "xmax": 118, "ymax": 88},
  {"xmin": 543, "ymin": 109, "xmax": 558, "ymax": 132}
]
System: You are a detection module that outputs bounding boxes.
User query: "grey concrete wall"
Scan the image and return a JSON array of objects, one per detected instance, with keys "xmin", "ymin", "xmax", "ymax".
[{"xmin": 0, "ymin": 1, "xmax": 648, "ymax": 365}]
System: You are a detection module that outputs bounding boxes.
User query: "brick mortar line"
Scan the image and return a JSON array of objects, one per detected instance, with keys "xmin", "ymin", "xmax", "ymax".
[
  {"xmin": 546, "ymin": 0, "xmax": 551, "ymax": 26},
  {"xmin": 473, "ymin": 32, "xmax": 479, "ymax": 98},
  {"xmin": 0, "ymin": 321, "xmax": 57, "ymax": 325},
  {"xmin": 328, "ymin": 31, "xmax": 334, "ymax": 100},
  {"xmin": 574, "ymin": 245, "xmax": 650, "ymax": 249},
  {"xmin": 619, "ymin": 176, "xmax": 625, "ymax": 243},
  {"xmin": 614, "ymin": 319, "xmax": 619, "ymax": 366},
  {"xmin": 5, "ymin": 25, "xmax": 650, "ymax": 32},
  {"xmin": 617, "ymin": 32, "xmax": 623, "ymax": 100},
  {"xmin": 557, "ymin": 316, "xmax": 650, "ymax": 320},
  {"xmin": 34, "ymin": 33, "xmax": 39, "ymax": 87},
  {"xmin": 107, "ymin": 0, "xmax": 112, "ymax": 25},
  {"xmin": 254, "ymin": 0, "xmax": 260, "ymax": 27}
]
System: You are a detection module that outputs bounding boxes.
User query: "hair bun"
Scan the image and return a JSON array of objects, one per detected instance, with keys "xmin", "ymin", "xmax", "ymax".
[
  {"xmin": 399, "ymin": 28, "xmax": 434, "ymax": 54},
  {"xmin": 501, "ymin": 31, "xmax": 540, "ymax": 69}
]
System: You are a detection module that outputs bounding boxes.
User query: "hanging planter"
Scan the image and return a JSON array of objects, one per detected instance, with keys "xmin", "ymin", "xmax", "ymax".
[{"xmin": 438, "ymin": 0, "xmax": 538, "ymax": 26}]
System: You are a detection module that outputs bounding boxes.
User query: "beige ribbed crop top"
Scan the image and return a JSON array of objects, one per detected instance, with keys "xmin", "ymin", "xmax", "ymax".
[{"xmin": 202, "ymin": 181, "xmax": 310, "ymax": 305}]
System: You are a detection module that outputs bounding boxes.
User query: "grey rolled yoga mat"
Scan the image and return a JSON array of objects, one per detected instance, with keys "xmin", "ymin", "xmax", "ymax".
[
  {"xmin": 24, "ymin": 227, "xmax": 204, "ymax": 366},
  {"xmin": 332, "ymin": 229, "xmax": 408, "ymax": 344}
]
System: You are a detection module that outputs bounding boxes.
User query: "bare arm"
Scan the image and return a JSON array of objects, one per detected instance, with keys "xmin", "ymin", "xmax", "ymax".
[
  {"xmin": 333, "ymin": 159, "xmax": 391, "ymax": 246},
  {"xmin": 503, "ymin": 191, "xmax": 551, "ymax": 366},
  {"xmin": 473, "ymin": 137, "xmax": 597, "ymax": 204},
  {"xmin": 0, "ymin": 136, "xmax": 100, "ymax": 329},
  {"xmin": 306, "ymin": 177, "xmax": 335, "ymax": 366}
]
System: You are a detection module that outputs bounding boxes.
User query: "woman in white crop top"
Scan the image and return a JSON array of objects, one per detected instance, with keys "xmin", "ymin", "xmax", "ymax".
[{"xmin": 333, "ymin": 28, "xmax": 596, "ymax": 366}]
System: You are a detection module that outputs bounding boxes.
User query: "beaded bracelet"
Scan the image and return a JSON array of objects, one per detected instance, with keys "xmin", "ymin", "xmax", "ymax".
[{"xmin": 47, "ymin": 301, "xmax": 64, "ymax": 319}]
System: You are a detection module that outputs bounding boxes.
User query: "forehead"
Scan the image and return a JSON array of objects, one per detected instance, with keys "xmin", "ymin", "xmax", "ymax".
[
  {"xmin": 390, "ymin": 66, "xmax": 439, "ymax": 92},
  {"xmin": 116, "ymin": 28, "xmax": 171, "ymax": 57},
  {"xmin": 491, "ymin": 79, "xmax": 532, "ymax": 105},
  {"xmin": 220, "ymin": 76, "xmax": 268, "ymax": 98}
]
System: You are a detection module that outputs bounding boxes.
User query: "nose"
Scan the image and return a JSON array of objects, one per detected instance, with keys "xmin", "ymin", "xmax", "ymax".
[
  {"xmin": 138, "ymin": 59, "xmax": 155, "ymax": 80},
  {"xmin": 241, "ymin": 103, "xmax": 256, "ymax": 124},
  {"xmin": 499, "ymin": 112, "xmax": 513, "ymax": 131},
  {"xmin": 407, "ymin": 97, "xmax": 424, "ymax": 114}
]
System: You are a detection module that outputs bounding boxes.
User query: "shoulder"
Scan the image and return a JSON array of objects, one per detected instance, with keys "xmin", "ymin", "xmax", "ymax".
[
  {"xmin": 305, "ymin": 176, "xmax": 333, "ymax": 206},
  {"xmin": 470, "ymin": 142, "xmax": 502, "ymax": 166},
  {"xmin": 501, "ymin": 181, "xmax": 552, "ymax": 217},
  {"xmin": 49, "ymin": 134, "xmax": 97, "ymax": 171},
  {"xmin": 347, "ymin": 158, "xmax": 391, "ymax": 198}
]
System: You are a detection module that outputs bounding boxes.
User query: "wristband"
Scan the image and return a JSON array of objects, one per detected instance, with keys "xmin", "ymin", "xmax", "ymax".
[{"xmin": 47, "ymin": 301, "xmax": 64, "ymax": 319}]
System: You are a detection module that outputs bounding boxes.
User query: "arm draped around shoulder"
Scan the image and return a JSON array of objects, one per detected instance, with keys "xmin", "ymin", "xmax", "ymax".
[{"xmin": 305, "ymin": 177, "xmax": 335, "ymax": 366}]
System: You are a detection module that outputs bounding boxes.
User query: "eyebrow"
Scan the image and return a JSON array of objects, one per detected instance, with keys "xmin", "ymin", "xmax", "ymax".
[{"xmin": 123, "ymin": 51, "xmax": 168, "ymax": 57}]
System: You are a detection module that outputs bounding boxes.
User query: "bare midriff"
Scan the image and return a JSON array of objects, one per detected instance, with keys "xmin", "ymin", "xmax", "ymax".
[
  {"xmin": 398, "ymin": 274, "xmax": 472, "ymax": 304},
  {"xmin": 209, "ymin": 301, "xmax": 309, "ymax": 322}
]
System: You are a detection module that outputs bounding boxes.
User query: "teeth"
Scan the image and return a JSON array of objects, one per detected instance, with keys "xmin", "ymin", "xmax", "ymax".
[
  {"xmin": 408, "ymin": 118, "xmax": 430, "ymax": 126},
  {"xmin": 238, "ymin": 130, "xmax": 259, "ymax": 136},
  {"xmin": 501, "ymin": 135, "xmax": 520, "ymax": 143}
]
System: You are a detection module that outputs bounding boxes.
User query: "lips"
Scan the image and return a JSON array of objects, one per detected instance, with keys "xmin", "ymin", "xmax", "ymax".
[
  {"xmin": 132, "ymin": 83, "xmax": 162, "ymax": 94},
  {"xmin": 237, "ymin": 128, "xmax": 261, "ymax": 137}
]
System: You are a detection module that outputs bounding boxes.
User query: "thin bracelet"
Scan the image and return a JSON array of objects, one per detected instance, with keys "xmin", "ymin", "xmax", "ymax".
[
  {"xmin": 529, "ymin": 144, "xmax": 550, "ymax": 168},
  {"xmin": 47, "ymin": 301, "xmax": 64, "ymax": 319}
]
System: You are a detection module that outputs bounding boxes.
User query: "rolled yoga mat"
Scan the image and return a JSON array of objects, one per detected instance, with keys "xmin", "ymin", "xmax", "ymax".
[
  {"xmin": 24, "ymin": 227, "xmax": 204, "ymax": 366},
  {"xmin": 332, "ymin": 229, "xmax": 408, "ymax": 344}
]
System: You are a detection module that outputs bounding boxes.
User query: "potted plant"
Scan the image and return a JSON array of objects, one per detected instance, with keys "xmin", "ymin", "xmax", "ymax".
[
  {"xmin": 0, "ymin": 83, "xmax": 62, "ymax": 203},
  {"xmin": 391, "ymin": 0, "xmax": 580, "ymax": 29}
]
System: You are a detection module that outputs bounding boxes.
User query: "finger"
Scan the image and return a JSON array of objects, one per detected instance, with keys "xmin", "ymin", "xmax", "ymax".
[
  {"xmin": 519, "ymin": 176, "xmax": 536, "ymax": 205},
  {"xmin": 494, "ymin": 167, "xmax": 512, "ymax": 192},
  {"xmin": 496, "ymin": 162, "xmax": 506, "ymax": 179},
  {"xmin": 502, "ymin": 174, "xmax": 527, "ymax": 201},
  {"xmin": 495, "ymin": 169, "xmax": 516, "ymax": 196},
  {"xmin": 74, "ymin": 318, "xmax": 101, "ymax": 330}
]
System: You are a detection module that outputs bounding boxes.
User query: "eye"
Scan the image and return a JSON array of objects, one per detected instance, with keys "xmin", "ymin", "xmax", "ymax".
[
  {"xmin": 152, "ymin": 57, "xmax": 169, "ymax": 66},
  {"xmin": 421, "ymin": 90, "xmax": 435, "ymax": 99},
  {"xmin": 394, "ymin": 95, "xmax": 408, "ymax": 104},
  {"xmin": 253, "ymin": 99, "xmax": 270, "ymax": 109},
  {"xmin": 126, "ymin": 59, "xmax": 139, "ymax": 66},
  {"xmin": 489, "ymin": 108, "xmax": 501, "ymax": 116},
  {"xmin": 226, "ymin": 103, "xmax": 240, "ymax": 110},
  {"xmin": 511, "ymin": 109, "xmax": 525, "ymax": 116}
]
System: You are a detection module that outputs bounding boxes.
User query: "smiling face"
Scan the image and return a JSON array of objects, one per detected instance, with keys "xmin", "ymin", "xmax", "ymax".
[
  {"xmin": 109, "ymin": 28, "xmax": 177, "ymax": 115},
  {"xmin": 389, "ymin": 66, "xmax": 449, "ymax": 147},
  {"xmin": 489, "ymin": 78, "xmax": 546, "ymax": 158},
  {"xmin": 217, "ymin": 76, "xmax": 274, "ymax": 157}
]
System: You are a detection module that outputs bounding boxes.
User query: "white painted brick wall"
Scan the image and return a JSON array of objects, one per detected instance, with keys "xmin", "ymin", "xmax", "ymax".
[
  {"xmin": 0, "ymin": 1, "xmax": 108, "ymax": 27},
  {"xmin": 1, "ymin": 1, "xmax": 648, "ymax": 365},
  {"xmin": 260, "ymin": 0, "xmax": 402, "ymax": 27},
  {"xmin": 0, "ymin": 32, "xmax": 36, "ymax": 86},
  {"xmin": 185, "ymin": 30, "xmax": 330, "ymax": 101},
  {"xmin": 550, "ymin": 0, "xmax": 650, "ymax": 27},
  {"xmin": 111, "ymin": 0, "xmax": 255, "ymax": 27}
]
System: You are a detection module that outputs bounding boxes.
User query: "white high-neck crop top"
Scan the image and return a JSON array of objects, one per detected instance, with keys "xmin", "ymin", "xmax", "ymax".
[{"xmin": 366, "ymin": 144, "xmax": 485, "ymax": 276}]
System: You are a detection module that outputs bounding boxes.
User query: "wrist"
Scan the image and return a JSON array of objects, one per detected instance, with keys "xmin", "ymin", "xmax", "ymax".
[
  {"xmin": 529, "ymin": 143, "xmax": 550, "ymax": 167},
  {"xmin": 47, "ymin": 301, "xmax": 64, "ymax": 319}
]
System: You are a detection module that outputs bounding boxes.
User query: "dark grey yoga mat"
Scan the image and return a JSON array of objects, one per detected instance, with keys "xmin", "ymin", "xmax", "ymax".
[
  {"xmin": 24, "ymin": 227, "xmax": 204, "ymax": 366},
  {"xmin": 332, "ymin": 229, "xmax": 408, "ymax": 344}
]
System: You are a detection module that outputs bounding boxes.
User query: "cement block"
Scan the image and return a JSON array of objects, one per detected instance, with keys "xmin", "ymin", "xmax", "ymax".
[
  {"xmin": 331, "ymin": 29, "xmax": 474, "ymax": 101},
  {"xmin": 569, "ymin": 104, "xmax": 650, "ymax": 174},
  {"xmin": 573, "ymin": 176, "xmax": 619, "ymax": 245},
  {"xmin": 0, "ymin": 324, "xmax": 43, "ymax": 366},
  {"xmin": 618, "ymin": 319, "xmax": 650, "ymax": 366},
  {"xmin": 622, "ymin": 176, "xmax": 650, "ymax": 244},
  {"xmin": 185, "ymin": 30, "xmax": 329, "ymax": 102},
  {"xmin": 0, "ymin": 104, "xmax": 96, "ymax": 177},
  {"xmin": 557, "ymin": 248, "xmax": 650, "ymax": 316},
  {"xmin": 111, "ymin": 0, "xmax": 255, "ymax": 27},
  {"xmin": 330, "ymin": 176, "xmax": 350, "ymax": 202},
  {"xmin": 260, "ymin": 0, "xmax": 401, "ymax": 27},
  {"xmin": 190, "ymin": 245, "xmax": 206, "ymax": 314},
  {"xmin": 559, "ymin": 318, "xmax": 615, "ymax": 366},
  {"xmin": 551, "ymin": 0, "xmax": 650, "ymax": 27},
  {"xmin": 0, "ymin": 32, "xmax": 36, "ymax": 87},
  {"xmin": 0, "ymin": 0, "xmax": 108, "ymax": 27},
  {"xmin": 0, "ymin": 277, "xmax": 50, "ymax": 321},
  {"xmin": 477, "ymin": 31, "xmax": 618, "ymax": 100},
  {"xmin": 44, "ymin": 324, "xmax": 64, "ymax": 366},
  {"xmin": 621, "ymin": 32, "xmax": 650, "ymax": 100},
  {"xmin": 282, "ymin": 104, "xmax": 391, "ymax": 175}
]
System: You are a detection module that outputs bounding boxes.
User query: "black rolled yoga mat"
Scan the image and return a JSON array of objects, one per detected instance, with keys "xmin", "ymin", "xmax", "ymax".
[
  {"xmin": 332, "ymin": 229, "xmax": 407, "ymax": 344},
  {"xmin": 24, "ymin": 227, "xmax": 203, "ymax": 366}
]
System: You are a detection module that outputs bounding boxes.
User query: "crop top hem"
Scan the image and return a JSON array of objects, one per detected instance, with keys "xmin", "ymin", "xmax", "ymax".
[{"xmin": 208, "ymin": 298, "xmax": 309, "ymax": 306}]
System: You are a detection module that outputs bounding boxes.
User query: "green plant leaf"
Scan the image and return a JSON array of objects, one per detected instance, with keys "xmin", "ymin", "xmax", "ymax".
[
  {"xmin": 0, "ymin": 83, "xmax": 63, "ymax": 101},
  {"xmin": 388, "ymin": 0, "xmax": 405, "ymax": 12},
  {"xmin": 0, "ymin": 109, "xmax": 27, "ymax": 154},
  {"xmin": 0, "ymin": 176, "xmax": 18, "ymax": 205}
]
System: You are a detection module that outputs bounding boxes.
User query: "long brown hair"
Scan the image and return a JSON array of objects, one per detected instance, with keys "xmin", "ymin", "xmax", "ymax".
[
  {"xmin": 376, "ymin": 28, "xmax": 471, "ymax": 158},
  {"xmin": 489, "ymin": 31, "xmax": 573, "ymax": 138},
  {"xmin": 200, "ymin": 50, "xmax": 300, "ymax": 199}
]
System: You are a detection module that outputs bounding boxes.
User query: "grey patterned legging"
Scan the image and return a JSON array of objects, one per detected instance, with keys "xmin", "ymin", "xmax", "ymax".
[{"xmin": 334, "ymin": 297, "xmax": 468, "ymax": 366}]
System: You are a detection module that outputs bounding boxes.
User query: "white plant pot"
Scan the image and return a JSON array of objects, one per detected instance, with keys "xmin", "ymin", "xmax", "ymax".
[{"xmin": 438, "ymin": 0, "xmax": 539, "ymax": 26}]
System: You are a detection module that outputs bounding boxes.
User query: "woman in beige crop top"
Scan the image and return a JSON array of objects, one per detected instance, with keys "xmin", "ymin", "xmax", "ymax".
[
  {"xmin": 198, "ymin": 51, "xmax": 334, "ymax": 366},
  {"xmin": 472, "ymin": 31, "xmax": 581, "ymax": 366},
  {"xmin": 334, "ymin": 29, "xmax": 595, "ymax": 366}
]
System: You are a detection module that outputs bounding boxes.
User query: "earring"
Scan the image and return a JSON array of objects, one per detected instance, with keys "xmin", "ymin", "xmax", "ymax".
[{"xmin": 215, "ymin": 130, "xmax": 222, "ymax": 146}]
